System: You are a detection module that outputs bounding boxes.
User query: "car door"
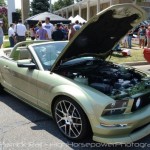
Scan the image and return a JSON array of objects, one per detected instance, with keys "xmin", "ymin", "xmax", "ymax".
[
  {"xmin": 1, "ymin": 48, "xmax": 39, "ymax": 105},
  {"xmin": 0, "ymin": 57, "xmax": 14, "ymax": 89},
  {"xmin": 10, "ymin": 63, "xmax": 39, "ymax": 105},
  {"xmin": 36, "ymin": 71, "xmax": 59, "ymax": 113}
]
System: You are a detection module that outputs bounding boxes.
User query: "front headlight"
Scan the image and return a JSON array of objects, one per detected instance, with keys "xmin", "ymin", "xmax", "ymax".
[{"xmin": 102, "ymin": 100, "xmax": 128, "ymax": 116}]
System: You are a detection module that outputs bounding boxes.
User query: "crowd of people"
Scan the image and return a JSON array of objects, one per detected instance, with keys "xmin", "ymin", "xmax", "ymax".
[
  {"xmin": 1, "ymin": 17, "xmax": 150, "ymax": 50},
  {"xmin": 0, "ymin": 17, "xmax": 84, "ymax": 49},
  {"xmin": 121, "ymin": 24, "xmax": 150, "ymax": 49}
]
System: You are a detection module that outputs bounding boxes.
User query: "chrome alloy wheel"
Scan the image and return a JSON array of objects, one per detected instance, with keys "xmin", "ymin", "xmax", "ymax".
[{"xmin": 55, "ymin": 100, "xmax": 82, "ymax": 138}]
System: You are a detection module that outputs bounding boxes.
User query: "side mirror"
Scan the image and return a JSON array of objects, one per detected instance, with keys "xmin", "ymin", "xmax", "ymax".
[{"xmin": 17, "ymin": 59, "xmax": 36, "ymax": 69}]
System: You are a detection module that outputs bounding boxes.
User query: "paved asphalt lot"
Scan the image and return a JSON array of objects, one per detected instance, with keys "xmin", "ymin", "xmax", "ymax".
[{"xmin": 0, "ymin": 65, "xmax": 150, "ymax": 150}]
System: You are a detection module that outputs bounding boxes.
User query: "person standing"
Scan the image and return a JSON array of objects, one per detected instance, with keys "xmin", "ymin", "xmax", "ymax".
[
  {"xmin": 73, "ymin": 20, "xmax": 81, "ymax": 31},
  {"xmin": 29, "ymin": 24, "xmax": 35, "ymax": 40},
  {"xmin": 68, "ymin": 23, "xmax": 76, "ymax": 40},
  {"xmin": 52, "ymin": 23, "xmax": 64, "ymax": 41},
  {"xmin": 0, "ymin": 21, "xmax": 4, "ymax": 49},
  {"xmin": 42, "ymin": 17, "xmax": 54, "ymax": 40},
  {"xmin": 8, "ymin": 24, "xmax": 15, "ymax": 47},
  {"xmin": 36, "ymin": 22, "xmax": 48, "ymax": 40},
  {"xmin": 127, "ymin": 30, "xmax": 133, "ymax": 49},
  {"xmin": 138, "ymin": 25, "xmax": 146, "ymax": 48},
  {"xmin": 14, "ymin": 19, "xmax": 27, "ymax": 43},
  {"xmin": 146, "ymin": 26, "xmax": 150, "ymax": 48}
]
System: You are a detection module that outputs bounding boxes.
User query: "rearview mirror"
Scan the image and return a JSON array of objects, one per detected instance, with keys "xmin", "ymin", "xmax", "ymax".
[{"xmin": 17, "ymin": 59, "xmax": 36, "ymax": 69}]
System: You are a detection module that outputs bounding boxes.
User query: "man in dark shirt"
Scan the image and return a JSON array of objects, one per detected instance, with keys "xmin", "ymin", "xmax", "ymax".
[{"xmin": 52, "ymin": 23, "xmax": 64, "ymax": 41}]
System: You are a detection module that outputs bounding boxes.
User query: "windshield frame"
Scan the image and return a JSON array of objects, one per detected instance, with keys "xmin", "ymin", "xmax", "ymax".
[{"xmin": 31, "ymin": 41, "xmax": 68, "ymax": 71}]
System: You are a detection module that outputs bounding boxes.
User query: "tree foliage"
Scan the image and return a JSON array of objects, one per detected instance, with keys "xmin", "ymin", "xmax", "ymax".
[
  {"xmin": 0, "ymin": 0, "xmax": 5, "ymax": 6},
  {"xmin": 31, "ymin": 0, "xmax": 50, "ymax": 15},
  {"xmin": 0, "ymin": 5, "xmax": 7, "ymax": 34},
  {"xmin": 53, "ymin": 0, "xmax": 74, "ymax": 11},
  {"xmin": 16, "ymin": 9, "xmax": 21, "ymax": 19},
  {"xmin": 75, "ymin": 0, "xmax": 82, "ymax": 2}
]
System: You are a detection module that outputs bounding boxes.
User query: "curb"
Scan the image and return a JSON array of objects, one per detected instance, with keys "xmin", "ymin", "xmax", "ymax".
[{"xmin": 122, "ymin": 61, "xmax": 149, "ymax": 66}]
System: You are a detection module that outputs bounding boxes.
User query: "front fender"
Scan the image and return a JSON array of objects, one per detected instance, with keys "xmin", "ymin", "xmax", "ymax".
[{"xmin": 50, "ymin": 84, "xmax": 114, "ymax": 124}]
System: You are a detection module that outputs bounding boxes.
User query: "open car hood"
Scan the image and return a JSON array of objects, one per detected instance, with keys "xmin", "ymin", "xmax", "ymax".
[{"xmin": 51, "ymin": 4, "xmax": 146, "ymax": 71}]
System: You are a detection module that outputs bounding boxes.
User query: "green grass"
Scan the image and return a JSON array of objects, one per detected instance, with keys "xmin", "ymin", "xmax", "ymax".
[
  {"xmin": 106, "ymin": 44, "xmax": 145, "ymax": 64},
  {"xmin": 2, "ymin": 41, "xmax": 145, "ymax": 63},
  {"xmin": 4, "ymin": 35, "xmax": 8, "ymax": 40},
  {"xmin": 3, "ymin": 41, "xmax": 10, "ymax": 48},
  {"xmin": 108, "ymin": 48, "xmax": 145, "ymax": 63}
]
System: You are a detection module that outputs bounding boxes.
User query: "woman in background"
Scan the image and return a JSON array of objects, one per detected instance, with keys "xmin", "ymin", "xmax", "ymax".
[
  {"xmin": 68, "ymin": 23, "xmax": 76, "ymax": 40},
  {"xmin": 0, "ymin": 21, "xmax": 4, "ymax": 49},
  {"xmin": 138, "ymin": 25, "xmax": 146, "ymax": 48},
  {"xmin": 36, "ymin": 22, "xmax": 48, "ymax": 40},
  {"xmin": 29, "ymin": 24, "xmax": 35, "ymax": 40},
  {"xmin": 146, "ymin": 26, "xmax": 150, "ymax": 48}
]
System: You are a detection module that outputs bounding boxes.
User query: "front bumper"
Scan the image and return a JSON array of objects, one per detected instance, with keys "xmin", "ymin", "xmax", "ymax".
[{"xmin": 92, "ymin": 105, "xmax": 150, "ymax": 144}]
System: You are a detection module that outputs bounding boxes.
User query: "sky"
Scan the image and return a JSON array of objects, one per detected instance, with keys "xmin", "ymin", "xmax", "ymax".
[
  {"xmin": 15, "ymin": 0, "xmax": 21, "ymax": 9},
  {"xmin": 14, "ymin": 0, "xmax": 57, "ymax": 9}
]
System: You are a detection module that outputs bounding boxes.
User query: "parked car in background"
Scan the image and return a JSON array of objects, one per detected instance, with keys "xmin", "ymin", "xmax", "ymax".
[{"xmin": 0, "ymin": 4, "xmax": 150, "ymax": 144}]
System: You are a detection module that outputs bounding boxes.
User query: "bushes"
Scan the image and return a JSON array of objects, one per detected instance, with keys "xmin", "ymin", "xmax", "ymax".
[{"xmin": 0, "ymin": 6, "xmax": 8, "ymax": 34}]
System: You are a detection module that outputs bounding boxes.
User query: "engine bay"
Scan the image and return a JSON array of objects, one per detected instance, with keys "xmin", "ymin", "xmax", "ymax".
[{"xmin": 55, "ymin": 58, "xmax": 150, "ymax": 99}]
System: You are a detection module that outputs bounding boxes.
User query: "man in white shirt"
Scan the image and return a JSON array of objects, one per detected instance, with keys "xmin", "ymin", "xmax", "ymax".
[
  {"xmin": 14, "ymin": 19, "xmax": 27, "ymax": 43},
  {"xmin": 73, "ymin": 20, "xmax": 81, "ymax": 31},
  {"xmin": 8, "ymin": 24, "xmax": 15, "ymax": 47},
  {"xmin": 42, "ymin": 17, "xmax": 54, "ymax": 40}
]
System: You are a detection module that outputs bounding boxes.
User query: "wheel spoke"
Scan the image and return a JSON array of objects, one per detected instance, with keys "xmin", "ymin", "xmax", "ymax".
[
  {"xmin": 73, "ymin": 123, "xmax": 82, "ymax": 126},
  {"xmin": 72, "ymin": 116, "xmax": 81, "ymax": 120},
  {"xmin": 55, "ymin": 112, "xmax": 63, "ymax": 119},
  {"xmin": 63, "ymin": 100, "xmax": 68, "ymax": 114},
  {"xmin": 57, "ymin": 118, "xmax": 64, "ymax": 124},
  {"xmin": 69, "ymin": 126, "xmax": 71, "ymax": 137},
  {"xmin": 60, "ymin": 102, "xmax": 65, "ymax": 114},
  {"xmin": 60, "ymin": 124, "xmax": 66, "ymax": 129},
  {"xmin": 56, "ymin": 108, "xmax": 64, "ymax": 115},
  {"xmin": 72, "ymin": 107, "xmax": 75, "ymax": 116},
  {"xmin": 70, "ymin": 127, "xmax": 77, "ymax": 137},
  {"xmin": 73, "ymin": 124, "xmax": 80, "ymax": 135},
  {"xmin": 67, "ymin": 103, "xmax": 71, "ymax": 113}
]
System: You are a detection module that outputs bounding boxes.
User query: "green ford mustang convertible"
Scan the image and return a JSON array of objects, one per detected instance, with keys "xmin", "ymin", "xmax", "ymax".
[{"xmin": 0, "ymin": 4, "xmax": 150, "ymax": 144}]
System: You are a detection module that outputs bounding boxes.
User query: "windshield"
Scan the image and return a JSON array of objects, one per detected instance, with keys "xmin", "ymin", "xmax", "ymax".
[{"xmin": 33, "ymin": 42, "xmax": 68, "ymax": 70}]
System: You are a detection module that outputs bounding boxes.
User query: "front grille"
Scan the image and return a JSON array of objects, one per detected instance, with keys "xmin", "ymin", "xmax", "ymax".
[{"xmin": 131, "ymin": 93, "xmax": 150, "ymax": 112}]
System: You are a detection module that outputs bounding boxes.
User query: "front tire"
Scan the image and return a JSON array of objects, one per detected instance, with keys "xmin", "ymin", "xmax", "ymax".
[
  {"xmin": 53, "ymin": 97, "xmax": 91, "ymax": 141},
  {"xmin": 0, "ymin": 84, "xmax": 4, "ymax": 94}
]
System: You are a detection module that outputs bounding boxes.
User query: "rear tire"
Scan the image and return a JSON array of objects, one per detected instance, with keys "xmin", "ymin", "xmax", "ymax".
[{"xmin": 53, "ymin": 96, "xmax": 91, "ymax": 141}]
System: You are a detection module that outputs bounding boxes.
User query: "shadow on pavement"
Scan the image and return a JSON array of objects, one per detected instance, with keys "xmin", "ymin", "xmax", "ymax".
[{"xmin": 0, "ymin": 93, "xmax": 149, "ymax": 150}]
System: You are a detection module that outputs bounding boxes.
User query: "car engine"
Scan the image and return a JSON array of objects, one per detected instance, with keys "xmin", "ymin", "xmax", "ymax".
[{"xmin": 56, "ymin": 58, "xmax": 150, "ymax": 99}]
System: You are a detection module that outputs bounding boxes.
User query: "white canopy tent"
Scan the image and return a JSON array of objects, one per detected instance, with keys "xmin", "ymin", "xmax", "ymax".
[
  {"xmin": 71, "ymin": 15, "xmax": 87, "ymax": 23},
  {"xmin": 68, "ymin": 16, "xmax": 73, "ymax": 21}
]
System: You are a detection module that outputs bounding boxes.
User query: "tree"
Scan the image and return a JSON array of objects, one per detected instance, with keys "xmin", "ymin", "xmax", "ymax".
[
  {"xmin": 31, "ymin": 0, "xmax": 50, "ymax": 15},
  {"xmin": 53, "ymin": 0, "xmax": 74, "ymax": 11},
  {"xmin": 0, "ymin": 0, "xmax": 6, "ymax": 6},
  {"xmin": 0, "ymin": 6, "xmax": 7, "ymax": 34},
  {"xmin": 75, "ymin": 0, "xmax": 82, "ymax": 2},
  {"xmin": 16, "ymin": 9, "xmax": 21, "ymax": 19}
]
